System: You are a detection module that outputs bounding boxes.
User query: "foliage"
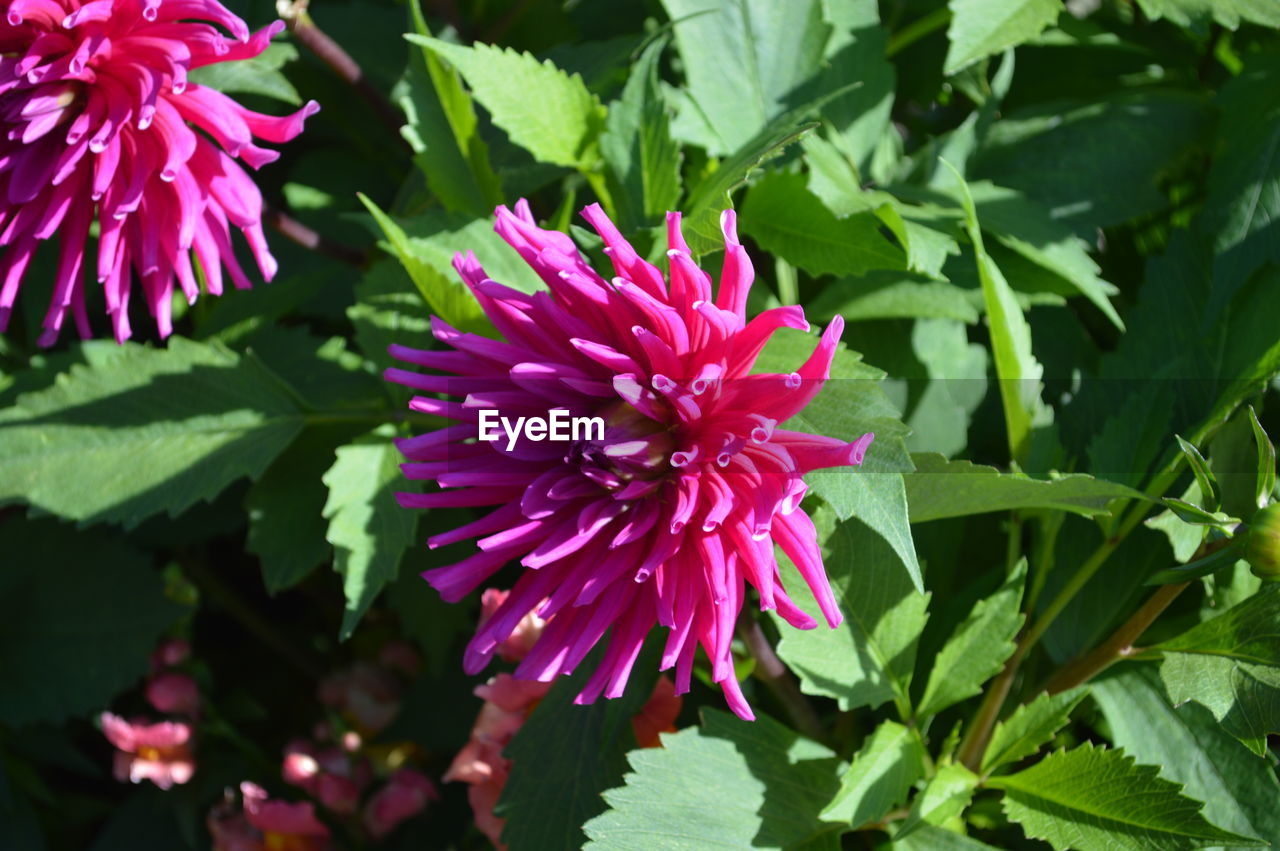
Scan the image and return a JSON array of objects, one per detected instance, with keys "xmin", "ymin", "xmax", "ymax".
[{"xmin": 1, "ymin": 0, "xmax": 1279, "ymax": 848}]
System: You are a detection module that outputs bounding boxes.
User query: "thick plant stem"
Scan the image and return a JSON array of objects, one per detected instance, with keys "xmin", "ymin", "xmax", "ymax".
[
  {"xmin": 1043, "ymin": 582, "xmax": 1190, "ymax": 694},
  {"xmin": 739, "ymin": 617, "xmax": 829, "ymax": 745},
  {"xmin": 956, "ymin": 642, "xmax": 1022, "ymax": 770},
  {"xmin": 279, "ymin": 1, "xmax": 406, "ymax": 138}
]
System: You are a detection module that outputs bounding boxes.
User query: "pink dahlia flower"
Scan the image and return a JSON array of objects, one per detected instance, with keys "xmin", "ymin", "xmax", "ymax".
[
  {"xmin": 388, "ymin": 201, "xmax": 873, "ymax": 720},
  {"xmin": 100, "ymin": 711, "xmax": 195, "ymax": 789},
  {"xmin": 0, "ymin": 0, "xmax": 318, "ymax": 344}
]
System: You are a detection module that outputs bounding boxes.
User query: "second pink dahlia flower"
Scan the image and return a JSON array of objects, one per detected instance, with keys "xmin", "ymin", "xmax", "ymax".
[
  {"xmin": 0, "ymin": 0, "xmax": 318, "ymax": 344},
  {"xmin": 388, "ymin": 202, "xmax": 873, "ymax": 719}
]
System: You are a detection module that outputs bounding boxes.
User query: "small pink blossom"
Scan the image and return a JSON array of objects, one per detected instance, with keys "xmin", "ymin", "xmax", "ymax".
[
  {"xmin": 150, "ymin": 638, "xmax": 191, "ymax": 671},
  {"xmin": 145, "ymin": 671, "xmax": 200, "ymax": 716},
  {"xmin": 317, "ymin": 662, "xmax": 401, "ymax": 735},
  {"xmin": 362, "ymin": 769, "xmax": 437, "ymax": 840},
  {"xmin": 240, "ymin": 782, "xmax": 330, "ymax": 848},
  {"xmin": 100, "ymin": 711, "xmax": 195, "ymax": 789}
]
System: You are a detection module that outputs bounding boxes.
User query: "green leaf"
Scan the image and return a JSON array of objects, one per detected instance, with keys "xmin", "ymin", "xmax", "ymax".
[
  {"xmin": 1160, "ymin": 497, "xmax": 1238, "ymax": 528},
  {"xmin": 407, "ymin": 36, "xmax": 606, "ymax": 170},
  {"xmin": 945, "ymin": 163, "xmax": 1045, "ymax": 464},
  {"xmin": 775, "ymin": 511, "xmax": 930, "ymax": 715},
  {"xmin": 1176, "ymin": 435, "xmax": 1220, "ymax": 509},
  {"xmin": 399, "ymin": 2, "xmax": 502, "ymax": 216},
  {"xmin": 0, "ymin": 518, "xmax": 183, "ymax": 726},
  {"xmin": 659, "ymin": 0, "xmax": 831, "ymax": 155},
  {"xmin": 817, "ymin": 1, "xmax": 896, "ymax": 179},
  {"xmin": 349, "ymin": 259, "xmax": 433, "ymax": 377},
  {"xmin": 980, "ymin": 688, "xmax": 1088, "ymax": 774},
  {"xmin": 322, "ymin": 426, "xmax": 419, "ymax": 639},
  {"xmin": 497, "ymin": 645, "xmax": 658, "ymax": 850},
  {"xmin": 892, "ymin": 825, "xmax": 1001, "ymax": 850},
  {"xmin": 1135, "ymin": 0, "xmax": 1280, "ymax": 29},
  {"xmin": 989, "ymin": 742, "xmax": 1265, "ymax": 849},
  {"xmin": 188, "ymin": 43, "xmax": 301, "ymax": 104},
  {"xmin": 822, "ymin": 721, "xmax": 927, "ymax": 828},
  {"xmin": 1248, "ymin": 406, "xmax": 1276, "ymax": 510},
  {"xmin": 904, "ymin": 453, "xmax": 1141, "ymax": 522},
  {"xmin": 1094, "ymin": 666, "xmax": 1280, "ymax": 848},
  {"xmin": 944, "ymin": 0, "xmax": 1061, "ymax": 75},
  {"xmin": 809, "ymin": 276, "xmax": 979, "ymax": 324},
  {"xmin": 601, "ymin": 37, "xmax": 682, "ymax": 231},
  {"xmin": 918, "ymin": 559, "xmax": 1026, "ymax": 719},
  {"xmin": 583, "ymin": 709, "xmax": 843, "ymax": 850},
  {"xmin": 895, "ymin": 763, "xmax": 979, "ymax": 840},
  {"xmin": 740, "ymin": 172, "xmax": 906, "ymax": 277},
  {"xmin": 1145, "ymin": 542, "xmax": 1243, "ymax": 585},
  {"xmin": 971, "ymin": 92, "xmax": 1211, "ymax": 230},
  {"xmin": 965, "ymin": 182, "xmax": 1122, "ymax": 329},
  {"xmin": 1203, "ymin": 53, "xmax": 1280, "ymax": 312},
  {"xmin": 902, "ymin": 319, "xmax": 989, "ymax": 459},
  {"xmin": 0, "ymin": 338, "xmax": 304, "ymax": 528},
  {"xmin": 1150, "ymin": 585, "xmax": 1280, "ymax": 755}
]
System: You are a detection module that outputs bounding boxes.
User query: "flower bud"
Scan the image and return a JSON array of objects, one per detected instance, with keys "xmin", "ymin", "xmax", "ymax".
[{"xmin": 1246, "ymin": 504, "xmax": 1280, "ymax": 580}]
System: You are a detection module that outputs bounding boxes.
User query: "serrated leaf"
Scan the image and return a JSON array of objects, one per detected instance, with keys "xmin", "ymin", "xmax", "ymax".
[
  {"xmin": 918, "ymin": 560, "xmax": 1026, "ymax": 718},
  {"xmin": 399, "ymin": 1, "xmax": 502, "ymax": 217},
  {"xmin": 601, "ymin": 37, "xmax": 682, "ymax": 231},
  {"xmin": 0, "ymin": 338, "xmax": 304, "ymax": 528},
  {"xmin": 0, "ymin": 518, "xmax": 184, "ymax": 726},
  {"xmin": 945, "ymin": 163, "xmax": 1045, "ymax": 464},
  {"xmin": 981, "ymin": 688, "xmax": 1087, "ymax": 774},
  {"xmin": 659, "ymin": 0, "xmax": 832, "ymax": 155},
  {"xmin": 944, "ymin": 0, "xmax": 1061, "ymax": 76},
  {"xmin": 322, "ymin": 427, "xmax": 419, "ymax": 639},
  {"xmin": 822, "ymin": 721, "xmax": 926, "ymax": 828},
  {"xmin": 904, "ymin": 453, "xmax": 1141, "ymax": 522},
  {"xmin": 741, "ymin": 172, "xmax": 906, "ymax": 278},
  {"xmin": 497, "ymin": 645, "xmax": 657, "ymax": 850},
  {"xmin": 1095, "ymin": 666, "xmax": 1280, "ymax": 848},
  {"xmin": 895, "ymin": 763, "xmax": 978, "ymax": 840},
  {"xmin": 583, "ymin": 709, "xmax": 843, "ymax": 850},
  {"xmin": 775, "ymin": 511, "xmax": 929, "ymax": 714},
  {"xmin": 1135, "ymin": 0, "xmax": 1280, "ymax": 29},
  {"xmin": 1150, "ymin": 585, "xmax": 1280, "ymax": 755},
  {"xmin": 989, "ymin": 743, "xmax": 1264, "ymax": 849},
  {"xmin": 408, "ymin": 36, "xmax": 605, "ymax": 170}
]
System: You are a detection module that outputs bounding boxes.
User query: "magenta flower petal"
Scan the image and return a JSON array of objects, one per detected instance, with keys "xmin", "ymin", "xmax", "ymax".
[
  {"xmin": 0, "ymin": 0, "xmax": 317, "ymax": 344},
  {"xmin": 388, "ymin": 202, "xmax": 873, "ymax": 720}
]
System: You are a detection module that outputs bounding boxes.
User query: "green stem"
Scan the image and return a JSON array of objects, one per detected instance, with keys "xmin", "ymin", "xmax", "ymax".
[
  {"xmin": 775, "ymin": 259, "xmax": 799, "ymax": 307},
  {"xmin": 886, "ymin": 8, "xmax": 952, "ymax": 58}
]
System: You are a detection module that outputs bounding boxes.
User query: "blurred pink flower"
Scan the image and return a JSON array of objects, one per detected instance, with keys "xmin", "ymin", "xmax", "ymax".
[
  {"xmin": 479, "ymin": 588, "xmax": 546, "ymax": 662},
  {"xmin": 281, "ymin": 738, "xmax": 370, "ymax": 816},
  {"xmin": 362, "ymin": 768, "xmax": 437, "ymax": 840},
  {"xmin": 150, "ymin": 638, "xmax": 191, "ymax": 671},
  {"xmin": 240, "ymin": 781, "xmax": 330, "ymax": 849},
  {"xmin": 377, "ymin": 640, "xmax": 422, "ymax": 678},
  {"xmin": 388, "ymin": 201, "xmax": 873, "ymax": 719},
  {"xmin": 145, "ymin": 671, "xmax": 200, "ymax": 716},
  {"xmin": 0, "ymin": 0, "xmax": 318, "ymax": 344},
  {"xmin": 100, "ymin": 711, "xmax": 194, "ymax": 789},
  {"xmin": 318, "ymin": 662, "xmax": 401, "ymax": 735}
]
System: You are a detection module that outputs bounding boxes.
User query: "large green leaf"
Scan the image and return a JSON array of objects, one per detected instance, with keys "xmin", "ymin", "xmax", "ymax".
[
  {"xmin": 944, "ymin": 0, "xmax": 1061, "ymax": 75},
  {"xmin": 818, "ymin": 0, "xmax": 896, "ymax": 178},
  {"xmin": 989, "ymin": 743, "xmax": 1264, "ymax": 849},
  {"xmin": 600, "ymin": 37, "xmax": 682, "ymax": 231},
  {"xmin": 809, "ymin": 276, "xmax": 979, "ymax": 325},
  {"xmin": 1094, "ymin": 666, "xmax": 1280, "ymax": 848},
  {"xmin": 980, "ymin": 688, "xmax": 1088, "ymax": 774},
  {"xmin": 0, "ymin": 338, "xmax": 305, "ymax": 529},
  {"xmin": 583, "ymin": 710, "xmax": 843, "ymax": 850},
  {"xmin": 904, "ymin": 453, "xmax": 1141, "ymax": 522},
  {"xmin": 0, "ymin": 519, "xmax": 183, "ymax": 726},
  {"xmin": 1135, "ymin": 0, "xmax": 1280, "ymax": 29},
  {"xmin": 659, "ymin": 0, "xmax": 831, "ymax": 155},
  {"xmin": 1148, "ymin": 585, "xmax": 1280, "ymax": 755},
  {"xmin": 740, "ymin": 172, "xmax": 906, "ymax": 278},
  {"xmin": 1202, "ymin": 53, "xmax": 1280, "ymax": 310},
  {"xmin": 971, "ymin": 91, "xmax": 1210, "ymax": 230},
  {"xmin": 497, "ymin": 646, "xmax": 657, "ymax": 850},
  {"xmin": 821, "ymin": 721, "xmax": 927, "ymax": 828},
  {"xmin": 408, "ymin": 36, "xmax": 606, "ymax": 170},
  {"xmin": 322, "ymin": 427, "xmax": 419, "ymax": 639},
  {"xmin": 917, "ymin": 559, "xmax": 1026, "ymax": 719},
  {"xmin": 947, "ymin": 165, "xmax": 1045, "ymax": 464},
  {"xmin": 775, "ymin": 511, "xmax": 930, "ymax": 715},
  {"xmin": 399, "ymin": 1, "xmax": 502, "ymax": 217},
  {"xmin": 902, "ymin": 319, "xmax": 989, "ymax": 459}
]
